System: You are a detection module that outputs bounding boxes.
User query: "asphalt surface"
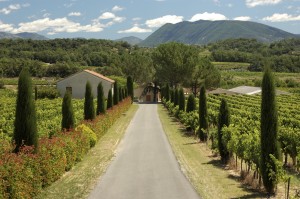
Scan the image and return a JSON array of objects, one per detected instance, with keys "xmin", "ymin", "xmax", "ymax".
[{"xmin": 88, "ymin": 104, "xmax": 201, "ymax": 199}]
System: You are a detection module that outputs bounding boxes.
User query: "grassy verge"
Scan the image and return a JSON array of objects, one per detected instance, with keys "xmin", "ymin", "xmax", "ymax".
[
  {"xmin": 36, "ymin": 104, "xmax": 138, "ymax": 199},
  {"xmin": 157, "ymin": 104, "xmax": 266, "ymax": 199}
]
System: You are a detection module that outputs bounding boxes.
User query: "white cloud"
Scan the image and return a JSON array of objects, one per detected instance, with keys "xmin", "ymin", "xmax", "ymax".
[
  {"xmin": 132, "ymin": 17, "xmax": 142, "ymax": 21},
  {"xmin": 43, "ymin": 13, "xmax": 51, "ymax": 18},
  {"xmin": 118, "ymin": 25, "xmax": 152, "ymax": 33},
  {"xmin": 145, "ymin": 15, "xmax": 183, "ymax": 28},
  {"xmin": 189, "ymin": 12, "xmax": 227, "ymax": 22},
  {"xmin": 99, "ymin": 12, "xmax": 116, "ymax": 20},
  {"xmin": 228, "ymin": 3, "xmax": 233, "ymax": 7},
  {"xmin": 112, "ymin": 5, "xmax": 124, "ymax": 12},
  {"xmin": 262, "ymin": 13, "xmax": 300, "ymax": 22},
  {"xmin": 155, "ymin": 0, "xmax": 166, "ymax": 2},
  {"xmin": 10, "ymin": 17, "xmax": 104, "ymax": 34},
  {"xmin": 246, "ymin": 0, "xmax": 282, "ymax": 8},
  {"xmin": 234, "ymin": 16, "xmax": 251, "ymax": 21},
  {"xmin": 213, "ymin": 0, "xmax": 221, "ymax": 6},
  {"xmin": 0, "ymin": 21, "xmax": 14, "ymax": 32},
  {"xmin": 0, "ymin": 4, "xmax": 21, "ymax": 14},
  {"xmin": 68, "ymin": 12, "xmax": 81, "ymax": 17}
]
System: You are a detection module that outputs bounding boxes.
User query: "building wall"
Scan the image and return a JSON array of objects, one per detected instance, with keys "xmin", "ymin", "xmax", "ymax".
[{"xmin": 57, "ymin": 71, "xmax": 114, "ymax": 99}]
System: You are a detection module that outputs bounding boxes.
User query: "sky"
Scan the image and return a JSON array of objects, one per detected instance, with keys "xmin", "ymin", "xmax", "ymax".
[{"xmin": 0, "ymin": 0, "xmax": 299, "ymax": 40}]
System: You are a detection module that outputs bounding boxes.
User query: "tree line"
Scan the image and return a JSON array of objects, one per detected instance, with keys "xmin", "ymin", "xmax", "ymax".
[{"xmin": 209, "ymin": 38, "xmax": 300, "ymax": 72}]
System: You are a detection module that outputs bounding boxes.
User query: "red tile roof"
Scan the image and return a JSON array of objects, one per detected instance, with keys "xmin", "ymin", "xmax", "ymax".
[{"xmin": 84, "ymin": 70, "xmax": 115, "ymax": 83}]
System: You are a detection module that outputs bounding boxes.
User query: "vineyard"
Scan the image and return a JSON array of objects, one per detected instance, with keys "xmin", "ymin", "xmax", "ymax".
[
  {"xmin": 163, "ymin": 92, "xmax": 300, "ymax": 191},
  {"xmin": 207, "ymin": 94, "xmax": 300, "ymax": 169},
  {"xmin": 0, "ymin": 89, "xmax": 84, "ymax": 139}
]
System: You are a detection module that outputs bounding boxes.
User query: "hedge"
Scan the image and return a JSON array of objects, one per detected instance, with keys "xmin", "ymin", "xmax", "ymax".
[{"xmin": 0, "ymin": 97, "xmax": 131, "ymax": 198}]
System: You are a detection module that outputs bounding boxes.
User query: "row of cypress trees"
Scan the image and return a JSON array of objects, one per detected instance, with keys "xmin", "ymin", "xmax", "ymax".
[
  {"xmin": 161, "ymin": 67, "xmax": 279, "ymax": 194},
  {"xmin": 13, "ymin": 69, "xmax": 134, "ymax": 153}
]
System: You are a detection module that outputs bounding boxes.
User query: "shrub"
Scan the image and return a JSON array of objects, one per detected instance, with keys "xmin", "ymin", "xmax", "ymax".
[
  {"xmin": 36, "ymin": 86, "xmax": 60, "ymax": 99},
  {"xmin": 38, "ymin": 137, "xmax": 67, "ymax": 187},
  {"xmin": 0, "ymin": 80, "xmax": 4, "ymax": 89},
  {"xmin": 76, "ymin": 124, "xmax": 97, "ymax": 148}
]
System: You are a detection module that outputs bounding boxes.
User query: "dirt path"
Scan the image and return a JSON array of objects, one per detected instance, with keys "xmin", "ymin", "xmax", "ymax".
[{"xmin": 88, "ymin": 104, "xmax": 201, "ymax": 199}]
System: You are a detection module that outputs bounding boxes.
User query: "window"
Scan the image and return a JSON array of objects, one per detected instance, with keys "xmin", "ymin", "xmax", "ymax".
[{"xmin": 66, "ymin": 87, "xmax": 72, "ymax": 94}]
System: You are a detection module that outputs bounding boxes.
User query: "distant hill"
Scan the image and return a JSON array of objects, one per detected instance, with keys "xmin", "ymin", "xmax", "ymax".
[
  {"xmin": 116, "ymin": 36, "xmax": 143, "ymax": 45},
  {"xmin": 139, "ymin": 20, "xmax": 298, "ymax": 47},
  {"xmin": 0, "ymin": 32, "xmax": 49, "ymax": 40},
  {"xmin": 15, "ymin": 32, "xmax": 49, "ymax": 40}
]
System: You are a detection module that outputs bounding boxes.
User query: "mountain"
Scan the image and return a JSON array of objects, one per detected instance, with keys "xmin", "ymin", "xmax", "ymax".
[
  {"xmin": 140, "ymin": 20, "xmax": 298, "ymax": 47},
  {"xmin": 0, "ymin": 32, "xmax": 21, "ymax": 39},
  {"xmin": 116, "ymin": 36, "xmax": 143, "ymax": 45},
  {"xmin": 15, "ymin": 32, "xmax": 49, "ymax": 40},
  {"xmin": 0, "ymin": 32, "xmax": 49, "ymax": 40}
]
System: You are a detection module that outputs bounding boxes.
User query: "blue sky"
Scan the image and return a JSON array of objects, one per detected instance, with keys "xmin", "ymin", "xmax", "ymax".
[{"xmin": 0, "ymin": 0, "xmax": 299, "ymax": 40}]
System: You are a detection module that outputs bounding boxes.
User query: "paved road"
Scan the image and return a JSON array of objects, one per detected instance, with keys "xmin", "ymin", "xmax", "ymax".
[{"xmin": 88, "ymin": 104, "xmax": 201, "ymax": 199}]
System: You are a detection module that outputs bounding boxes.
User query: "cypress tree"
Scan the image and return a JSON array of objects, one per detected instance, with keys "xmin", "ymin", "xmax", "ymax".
[
  {"xmin": 119, "ymin": 87, "xmax": 123, "ymax": 101},
  {"xmin": 165, "ymin": 84, "xmax": 170, "ymax": 101},
  {"xmin": 13, "ymin": 68, "xmax": 38, "ymax": 153},
  {"xmin": 113, "ymin": 81, "xmax": 119, "ymax": 105},
  {"xmin": 199, "ymin": 86, "xmax": 208, "ymax": 141},
  {"xmin": 35, "ymin": 86, "xmax": 38, "ymax": 101},
  {"xmin": 178, "ymin": 88, "xmax": 185, "ymax": 111},
  {"xmin": 186, "ymin": 94, "xmax": 196, "ymax": 113},
  {"xmin": 217, "ymin": 99, "xmax": 230, "ymax": 164},
  {"xmin": 170, "ymin": 89, "xmax": 175, "ymax": 104},
  {"xmin": 174, "ymin": 88, "xmax": 179, "ymax": 106},
  {"xmin": 260, "ymin": 67, "xmax": 280, "ymax": 194},
  {"xmin": 127, "ymin": 76, "xmax": 134, "ymax": 102},
  {"xmin": 84, "ymin": 81, "xmax": 95, "ymax": 120},
  {"xmin": 107, "ymin": 89, "xmax": 113, "ymax": 109},
  {"xmin": 61, "ymin": 90, "xmax": 75, "ymax": 130},
  {"xmin": 97, "ymin": 82, "xmax": 106, "ymax": 115}
]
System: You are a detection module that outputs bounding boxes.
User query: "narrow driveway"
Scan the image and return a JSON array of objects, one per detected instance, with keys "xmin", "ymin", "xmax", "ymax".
[{"xmin": 88, "ymin": 104, "xmax": 201, "ymax": 199}]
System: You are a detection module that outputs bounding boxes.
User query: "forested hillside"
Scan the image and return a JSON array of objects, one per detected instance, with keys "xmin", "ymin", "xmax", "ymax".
[
  {"xmin": 0, "ymin": 38, "xmax": 299, "ymax": 84},
  {"xmin": 0, "ymin": 38, "xmax": 154, "ymax": 83},
  {"xmin": 209, "ymin": 38, "xmax": 300, "ymax": 72}
]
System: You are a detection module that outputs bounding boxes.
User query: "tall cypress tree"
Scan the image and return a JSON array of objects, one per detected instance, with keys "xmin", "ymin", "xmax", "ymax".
[
  {"xmin": 61, "ymin": 90, "xmax": 75, "ymax": 130},
  {"xmin": 113, "ymin": 81, "xmax": 119, "ymax": 105},
  {"xmin": 97, "ymin": 82, "xmax": 106, "ymax": 115},
  {"xmin": 13, "ymin": 68, "xmax": 38, "ymax": 153},
  {"xmin": 217, "ymin": 99, "xmax": 230, "ymax": 164},
  {"xmin": 174, "ymin": 88, "xmax": 179, "ymax": 106},
  {"xmin": 186, "ymin": 94, "xmax": 196, "ymax": 113},
  {"xmin": 260, "ymin": 67, "xmax": 280, "ymax": 194},
  {"xmin": 165, "ymin": 84, "xmax": 170, "ymax": 101},
  {"xmin": 107, "ymin": 89, "xmax": 113, "ymax": 109},
  {"xmin": 170, "ymin": 89, "xmax": 175, "ymax": 104},
  {"xmin": 199, "ymin": 86, "xmax": 208, "ymax": 141},
  {"xmin": 119, "ymin": 87, "xmax": 123, "ymax": 101},
  {"xmin": 126, "ymin": 76, "xmax": 134, "ymax": 102},
  {"xmin": 178, "ymin": 88, "xmax": 185, "ymax": 111},
  {"xmin": 84, "ymin": 81, "xmax": 95, "ymax": 120}
]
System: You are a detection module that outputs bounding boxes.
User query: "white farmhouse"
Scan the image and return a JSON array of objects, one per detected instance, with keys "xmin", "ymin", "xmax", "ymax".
[{"xmin": 57, "ymin": 70, "xmax": 115, "ymax": 99}]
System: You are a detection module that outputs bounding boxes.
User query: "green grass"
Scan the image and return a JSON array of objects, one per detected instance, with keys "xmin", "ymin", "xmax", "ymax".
[
  {"xmin": 157, "ymin": 104, "xmax": 266, "ymax": 199},
  {"xmin": 36, "ymin": 104, "xmax": 138, "ymax": 199}
]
